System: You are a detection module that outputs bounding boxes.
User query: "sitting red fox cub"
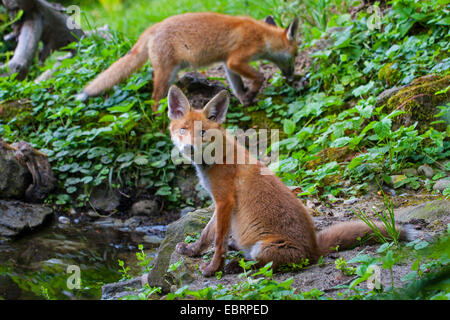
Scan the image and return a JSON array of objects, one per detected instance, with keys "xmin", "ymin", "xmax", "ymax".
[
  {"xmin": 77, "ymin": 13, "xmax": 299, "ymax": 108},
  {"xmin": 168, "ymin": 86, "xmax": 418, "ymax": 277}
]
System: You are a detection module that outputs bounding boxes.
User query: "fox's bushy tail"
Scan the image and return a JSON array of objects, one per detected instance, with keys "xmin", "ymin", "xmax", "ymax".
[
  {"xmin": 80, "ymin": 35, "xmax": 149, "ymax": 99},
  {"xmin": 316, "ymin": 221, "xmax": 419, "ymax": 255}
]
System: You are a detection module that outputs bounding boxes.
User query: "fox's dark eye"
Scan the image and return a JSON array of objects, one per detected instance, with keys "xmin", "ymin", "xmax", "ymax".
[{"xmin": 179, "ymin": 128, "xmax": 186, "ymax": 135}]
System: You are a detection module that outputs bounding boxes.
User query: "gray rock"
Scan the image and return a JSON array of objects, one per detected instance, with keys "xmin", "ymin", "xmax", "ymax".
[
  {"xmin": 376, "ymin": 85, "xmax": 406, "ymax": 107},
  {"xmin": 89, "ymin": 185, "xmax": 120, "ymax": 213},
  {"xmin": 86, "ymin": 210, "xmax": 101, "ymax": 218},
  {"xmin": 130, "ymin": 199, "xmax": 159, "ymax": 216},
  {"xmin": 418, "ymin": 165, "xmax": 434, "ymax": 179},
  {"xmin": 396, "ymin": 200, "xmax": 450, "ymax": 223},
  {"xmin": 344, "ymin": 198, "xmax": 359, "ymax": 205},
  {"xmin": 142, "ymin": 235, "xmax": 164, "ymax": 245},
  {"xmin": 58, "ymin": 216, "xmax": 70, "ymax": 224},
  {"xmin": 101, "ymin": 277, "xmax": 142, "ymax": 300},
  {"xmin": 146, "ymin": 206, "xmax": 214, "ymax": 292},
  {"xmin": 0, "ymin": 149, "xmax": 31, "ymax": 199},
  {"xmin": 327, "ymin": 194, "xmax": 343, "ymax": 203},
  {"xmin": 135, "ymin": 225, "xmax": 167, "ymax": 234},
  {"xmin": 149, "ymin": 225, "xmax": 168, "ymax": 233},
  {"xmin": 92, "ymin": 218, "xmax": 115, "ymax": 228},
  {"xmin": 0, "ymin": 200, "xmax": 53, "ymax": 237},
  {"xmin": 306, "ymin": 200, "xmax": 315, "ymax": 209},
  {"xmin": 401, "ymin": 168, "xmax": 418, "ymax": 176},
  {"xmin": 113, "ymin": 219, "xmax": 124, "ymax": 228},
  {"xmin": 433, "ymin": 178, "xmax": 450, "ymax": 192},
  {"xmin": 124, "ymin": 216, "xmax": 144, "ymax": 229},
  {"xmin": 0, "ymin": 225, "xmax": 16, "ymax": 237},
  {"xmin": 180, "ymin": 206, "xmax": 195, "ymax": 217},
  {"xmin": 168, "ymin": 249, "xmax": 203, "ymax": 287}
]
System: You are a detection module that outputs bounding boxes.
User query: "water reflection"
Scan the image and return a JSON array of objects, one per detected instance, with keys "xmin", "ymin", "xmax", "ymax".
[{"xmin": 0, "ymin": 220, "xmax": 163, "ymax": 300}]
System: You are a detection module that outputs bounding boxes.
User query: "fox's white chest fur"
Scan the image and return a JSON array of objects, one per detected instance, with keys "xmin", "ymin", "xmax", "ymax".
[{"xmin": 193, "ymin": 163, "xmax": 213, "ymax": 199}]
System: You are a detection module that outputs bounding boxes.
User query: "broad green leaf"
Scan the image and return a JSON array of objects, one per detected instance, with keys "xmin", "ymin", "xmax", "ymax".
[{"xmin": 283, "ymin": 119, "xmax": 296, "ymax": 136}]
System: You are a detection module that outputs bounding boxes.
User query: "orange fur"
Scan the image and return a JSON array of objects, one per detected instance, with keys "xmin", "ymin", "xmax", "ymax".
[
  {"xmin": 79, "ymin": 13, "xmax": 299, "ymax": 109},
  {"xmin": 168, "ymin": 86, "xmax": 414, "ymax": 277}
]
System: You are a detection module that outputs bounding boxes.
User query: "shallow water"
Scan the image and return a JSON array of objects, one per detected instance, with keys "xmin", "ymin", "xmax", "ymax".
[{"xmin": 0, "ymin": 219, "xmax": 164, "ymax": 300}]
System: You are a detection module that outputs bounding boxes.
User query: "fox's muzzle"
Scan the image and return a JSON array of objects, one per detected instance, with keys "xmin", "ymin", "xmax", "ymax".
[{"xmin": 281, "ymin": 65, "xmax": 295, "ymax": 84}]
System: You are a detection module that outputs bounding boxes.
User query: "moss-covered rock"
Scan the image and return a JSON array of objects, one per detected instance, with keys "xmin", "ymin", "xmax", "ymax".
[
  {"xmin": 228, "ymin": 108, "xmax": 286, "ymax": 147},
  {"xmin": 378, "ymin": 63, "xmax": 402, "ymax": 87},
  {"xmin": 396, "ymin": 200, "xmax": 450, "ymax": 225},
  {"xmin": 247, "ymin": 109, "xmax": 282, "ymax": 131},
  {"xmin": 384, "ymin": 74, "xmax": 450, "ymax": 132},
  {"xmin": 305, "ymin": 146, "xmax": 352, "ymax": 170},
  {"xmin": 0, "ymin": 100, "xmax": 34, "ymax": 124},
  {"xmin": 376, "ymin": 86, "xmax": 406, "ymax": 107},
  {"xmin": 146, "ymin": 206, "xmax": 213, "ymax": 292}
]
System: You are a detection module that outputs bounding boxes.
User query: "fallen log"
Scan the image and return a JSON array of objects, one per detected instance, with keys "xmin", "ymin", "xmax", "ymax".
[{"xmin": 2, "ymin": 0, "xmax": 84, "ymax": 79}]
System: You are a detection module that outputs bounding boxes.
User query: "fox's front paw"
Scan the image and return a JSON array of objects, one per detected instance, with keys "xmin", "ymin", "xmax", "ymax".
[
  {"xmin": 175, "ymin": 242, "xmax": 196, "ymax": 256},
  {"xmin": 74, "ymin": 91, "xmax": 89, "ymax": 102},
  {"xmin": 200, "ymin": 262, "xmax": 219, "ymax": 277}
]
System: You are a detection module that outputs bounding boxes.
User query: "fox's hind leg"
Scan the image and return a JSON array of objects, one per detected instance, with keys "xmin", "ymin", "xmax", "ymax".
[
  {"xmin": 151, "ymin": 62, "xmax": 180, "ymax": 110},
  {"xmin": 224, "ymin": 65, "xmax": 247, "ymax": 105},
  {"xmin": 250, "ymin": 238, "xmax": 317, "ymax": 271}
]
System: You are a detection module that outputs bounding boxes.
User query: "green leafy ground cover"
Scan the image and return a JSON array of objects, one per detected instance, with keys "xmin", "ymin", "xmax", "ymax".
[
  {"xmin": 0, "ymin": 0, "xmax": 448, "ymax": 208},
  {"xmin": 118, "ymin": 222, "xmax": 449, "ymax": 300},
  {"xmin": 0, "ymin": 0, "xmax": 449, "ymax": 300}
]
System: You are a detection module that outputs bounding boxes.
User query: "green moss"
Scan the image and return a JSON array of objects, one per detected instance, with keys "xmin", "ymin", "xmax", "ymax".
[
  {"xmin": 0, "ymin": 100, "xmax": 34, "ymax": 126},
  {"xmin": 242, "ymin": 109, "xmax": 287, "ymax": 142},
  {"xmin": 306, "ymin": 146, "xmax": 352, "ymax": 170},
  {"xmin": 247, "ymin": 110, "xmax": 282, "ymax": 130},
  {"xmin": 385, "ymin": 74, "xmax": 450, "ymax": 132},
  {"xmin": 378, "ymin": 63, "xmax": 402, "ymax": 86},
  {"xmin": 322, "ymin": 173, "xmax": 343, "ymax": 187}
]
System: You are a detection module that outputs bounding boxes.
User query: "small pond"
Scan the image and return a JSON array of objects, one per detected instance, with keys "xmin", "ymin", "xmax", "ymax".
[{"xmin": 0, "ymin": 218, "xmax": 165, "ymax": 299}]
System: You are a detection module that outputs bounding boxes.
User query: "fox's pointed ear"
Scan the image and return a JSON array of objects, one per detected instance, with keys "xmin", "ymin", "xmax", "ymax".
[
  {"xmin": 168, "ymin": 85, "xmax": 190, "ymax": 120},
  {"xmin": 286, "ymin": 17, "xmax": 299, "ymax": 41},
  {"xmin": 203, "ymin": 90, "xmax": 229, "ymax": 124},
  {"xmin": 264, "ymin": 16, "xmax": 277, "ymax": 27}
]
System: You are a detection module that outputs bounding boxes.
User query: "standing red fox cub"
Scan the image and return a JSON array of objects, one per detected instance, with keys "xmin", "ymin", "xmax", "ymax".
[
  {"xmin": 168, "ymin": 85, "xmax": 419, "ymax": 277},
  {"xmin": 77, "ymin": 12, "xmax": 299, "ymax": 108}
]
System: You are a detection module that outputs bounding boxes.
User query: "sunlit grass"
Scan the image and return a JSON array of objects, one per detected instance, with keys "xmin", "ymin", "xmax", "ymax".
[{"xmin": 73, "ymin": 0, "xmax": 285, "ymax": 39}]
